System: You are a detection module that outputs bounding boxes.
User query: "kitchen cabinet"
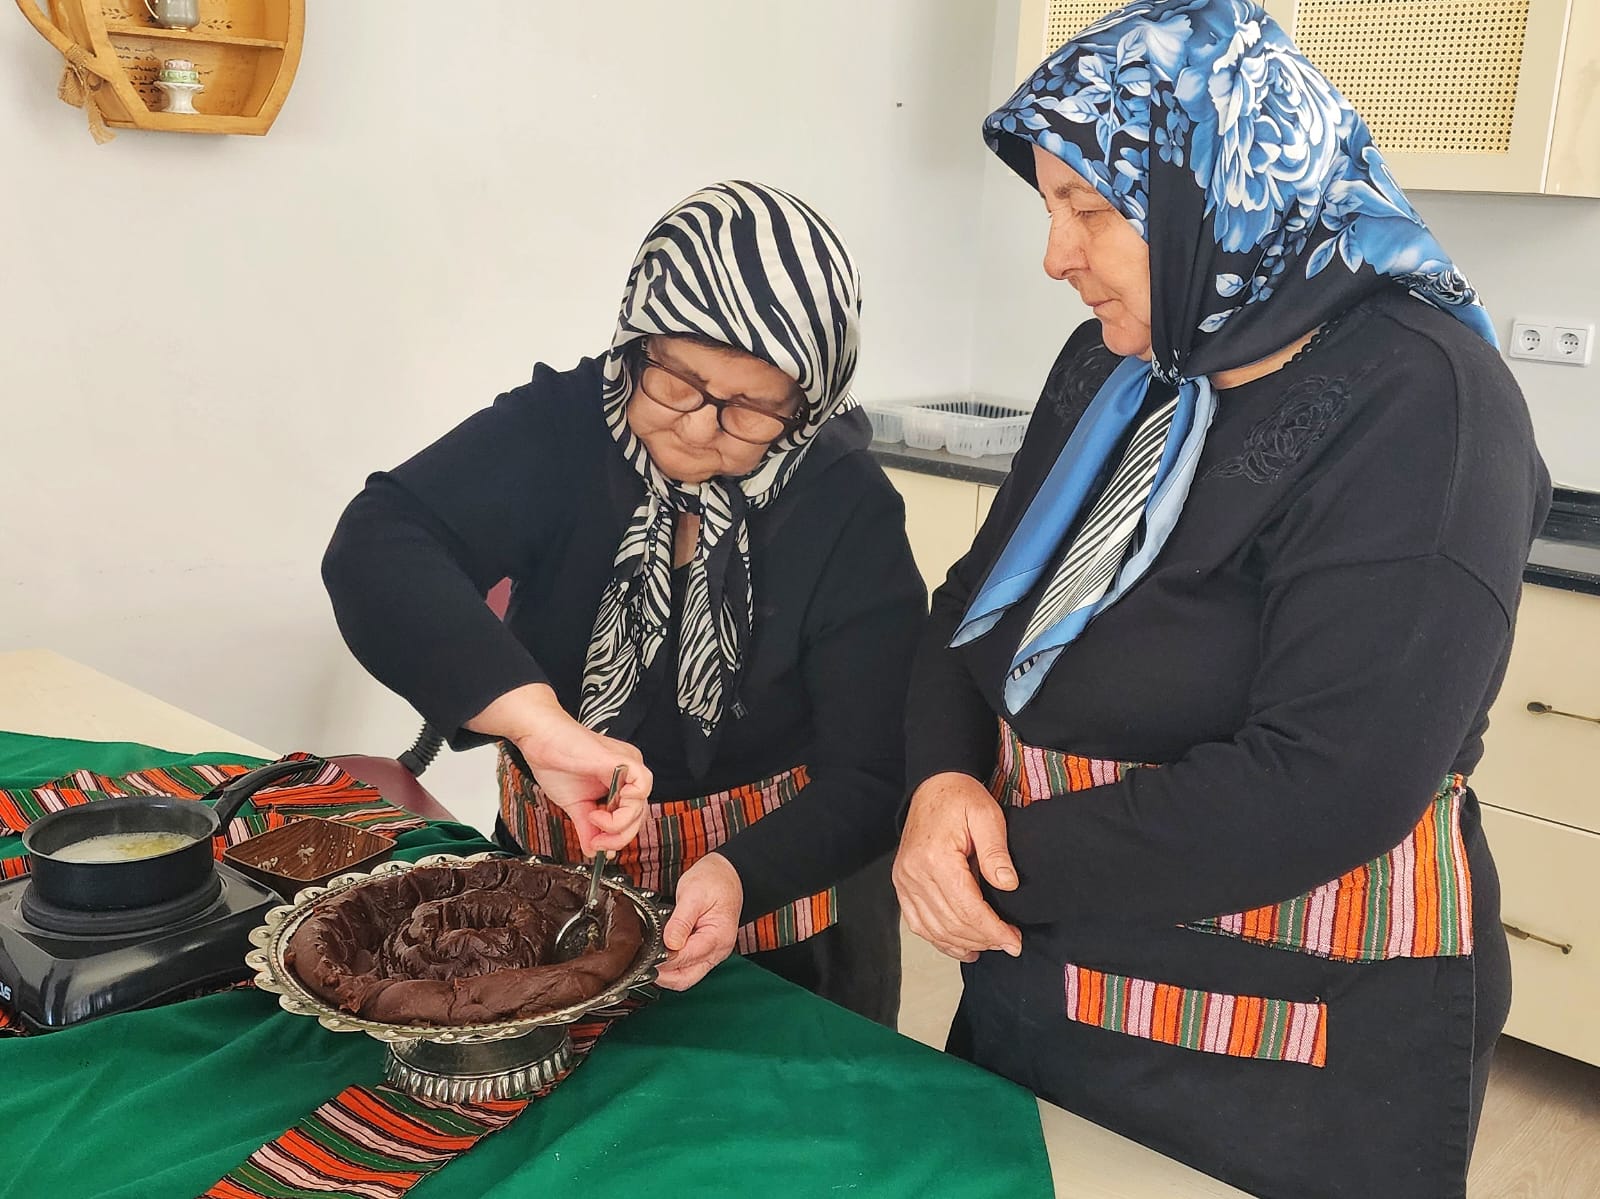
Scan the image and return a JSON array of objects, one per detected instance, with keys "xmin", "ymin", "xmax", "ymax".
[
  {"xmin": 884, "ymin": 468, "xmax": 985, "ymax": 591},
  {"xmin": 1475, "ymin": 582, "xmax": 1600, "ymax": 1065},
  {"xmin": 884, "ymin": 471, "xmax": 1004, "ymax": 593},
  {"xmin": 1265, "ymin": 0, "xmax": 1600, "ymax": 197},
  {"xmin": 1477, "ymin": 804, "xmax": 1600, "ymax": 1066},
  {"xmin": 1474, "ymin": 585, "xmax": 1600, "ymax": 836},
  {"xmin": 977, "ymin": 483, "xmax": 999, "ymax": 526},
  {"xmin": 1014, "ymin": 0, "xmax": 1600, "ymax": 197}
]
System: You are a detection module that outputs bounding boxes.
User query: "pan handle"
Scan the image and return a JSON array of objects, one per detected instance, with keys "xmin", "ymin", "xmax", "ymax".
[{"xmin": 207, "ymin": 757, "xmax": 329, "ymax": 829}]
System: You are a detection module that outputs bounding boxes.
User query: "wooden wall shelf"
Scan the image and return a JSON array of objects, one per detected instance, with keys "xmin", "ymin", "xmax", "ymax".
[
  {"xmin": 102, "ymin": 22, "xmax": 287, "ymax": 49},
  {"xmin": 15, "ymin": 0, "xmax": 305, "ymax": 138}
]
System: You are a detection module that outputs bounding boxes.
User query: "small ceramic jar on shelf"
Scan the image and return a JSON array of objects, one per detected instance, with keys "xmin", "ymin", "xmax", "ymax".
[{"xmin": 154, "ymin": 59, "xmax": 203, "ymax": 115}]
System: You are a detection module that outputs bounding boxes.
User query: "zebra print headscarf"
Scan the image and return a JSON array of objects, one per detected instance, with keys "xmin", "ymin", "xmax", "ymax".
[{"xmin": 579, "ymin": 181, "xmax": 863, "ymax": 773}]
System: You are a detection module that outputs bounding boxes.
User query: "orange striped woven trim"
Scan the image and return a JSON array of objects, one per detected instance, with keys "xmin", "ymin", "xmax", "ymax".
[
  {"xmin": 989, "ymin": 719, "xmax": 1473, "ymax": 962},
  {"xmin": 203, "ymin": 1000, "xmax": 640, "ymax": 1198},
  {"xmin": 0, "ymin": 756, "xmax": 424, "ymax": 884},
  {"xmin": 0, "ymin": 756, "xmax": 423, "ymax": 838},
  {"xmin": 1188, "ymin": 774, "xmax": 1473, "ymax": 961},
  {"xmin": 1065, "ymin": 963, "xmax": 1327, "ymax": 1067},
  {"xmin": 987, "ymin": 719, "xmax": 1145, "ymax": 804},
  {"xmin": 497, "ymin": 751, "xmax": 835, "ymax": 955}
]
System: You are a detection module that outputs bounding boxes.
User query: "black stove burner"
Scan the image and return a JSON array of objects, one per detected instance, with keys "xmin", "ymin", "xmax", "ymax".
[
  {"xmin": 20, "ymin": 873, "xmax": 223, "ymax": 936},
  {"xmin": 0, "ymin": 862, "xmax": 280, "ymax": 1033}
]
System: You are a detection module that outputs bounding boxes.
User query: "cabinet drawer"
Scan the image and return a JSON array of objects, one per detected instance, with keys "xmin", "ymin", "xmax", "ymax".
[
  {"xmin": 884, "ymin": 468, "xmax": 980, "ymax": 592},
  {"xmin": 1474, "ymin": 585, "xmax": 1600, "ymax": 834},
  {"xmin": 1479, "ymin": 803, "xmax": 1600, "ymax": 1066}
]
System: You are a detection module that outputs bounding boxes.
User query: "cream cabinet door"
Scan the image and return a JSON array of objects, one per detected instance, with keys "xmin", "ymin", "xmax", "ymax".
[
  {"xmin": 884, "ymin": 469, "xmax": 980, "ymax": 592},
  {"xmin": 976, "ymin": 484, "xmax": 1000, "ymax": 528},
  {"xmin": 1474, "ymin": 585, "xmax": 1600, "ymax": 835},
  {"xmin": 1478, "ymin": 803, "xmax": 1600, "ymax": 1066}
]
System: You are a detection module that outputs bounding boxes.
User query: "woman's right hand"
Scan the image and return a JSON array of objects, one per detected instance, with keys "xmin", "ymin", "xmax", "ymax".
[
  {"xmin": 468, "ymin": 683, "xmax": 651, "ymax": 856},
  {"xmin": 893, "ymin": 772, "xmax": 1022, "ymax": 962}
]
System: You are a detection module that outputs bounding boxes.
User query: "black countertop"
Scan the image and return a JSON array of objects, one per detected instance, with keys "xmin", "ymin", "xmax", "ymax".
[
  {"xmin": 873, "ymin": 444, "xmax": 1600, "ymax": 599},
  {"xmin": 870, "ymin": 442, "xmax": 1017, "ymax": 486},
  {"xmin": 1526, "ymin": 489, "xmax": 1600, "ymax": 597}
]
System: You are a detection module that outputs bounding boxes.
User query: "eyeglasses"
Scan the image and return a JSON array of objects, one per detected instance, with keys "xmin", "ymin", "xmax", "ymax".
[{"xmin": 637, "ymin": 355, "xmax": 805, "ymax": 445}]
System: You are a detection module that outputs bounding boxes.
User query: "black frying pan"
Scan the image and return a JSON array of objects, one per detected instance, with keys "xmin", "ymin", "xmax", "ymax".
[{"xmin": 21, "ymin": 757, "xmax": 328, "ymax": 911}]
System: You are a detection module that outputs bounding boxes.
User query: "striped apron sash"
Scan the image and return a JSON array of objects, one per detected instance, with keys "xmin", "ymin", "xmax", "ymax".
[
  {"xmin": 497, "ymin": 750, "xmax": 836, "ymax": 955},
  {"xmin": 988, "ymin": 719, "xmax": 1474, "ymax": 963}
]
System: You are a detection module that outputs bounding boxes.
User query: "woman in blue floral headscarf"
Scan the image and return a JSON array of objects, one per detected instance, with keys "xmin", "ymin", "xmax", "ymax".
[{"xmin": 896, "ymin": 3, "xmax": 1548, "ymax": 1195}]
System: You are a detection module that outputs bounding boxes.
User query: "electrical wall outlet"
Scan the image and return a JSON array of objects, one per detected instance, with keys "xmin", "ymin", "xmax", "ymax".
[
  {"xmin": 1508, "ymin": 318, "xmax": 1594, "ymax": 366},
  {"xmin": 1511, "ymin": 322, "xmax": 1547, "ymax": 358},
  {"xmin": 1552, "ymin": 326, "xmax": 1594, "ymax": 365}
]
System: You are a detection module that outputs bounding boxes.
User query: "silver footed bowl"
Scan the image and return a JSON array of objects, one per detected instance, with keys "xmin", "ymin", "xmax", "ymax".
[{"xmin": 245, "ymin": 852, "xmax": 670, "ymax": 1046}]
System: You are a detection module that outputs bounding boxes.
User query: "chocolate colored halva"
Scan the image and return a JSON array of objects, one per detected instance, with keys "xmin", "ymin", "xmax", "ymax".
[{"xmin": 285, "ymin": 859, "xmax": 645, "ymax": 1025}]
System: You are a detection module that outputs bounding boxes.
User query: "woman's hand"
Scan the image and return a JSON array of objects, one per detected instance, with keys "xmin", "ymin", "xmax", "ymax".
[
  {"xmin": 655, "ymin": 852, "xmax": 742, "ymax": 991},
  {"xmin": 468, "ymin": 683, "xmax": 651, "ymax": 856},
  {"xmin": 894, "ymin": 772, "xmax": 1022, "ymax": 962}
]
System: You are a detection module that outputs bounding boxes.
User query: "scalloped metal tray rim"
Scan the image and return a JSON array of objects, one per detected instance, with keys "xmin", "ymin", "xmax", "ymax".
[{"xmin": 245, "ymin": 852, "xmax": 668, "ymax": 1045}]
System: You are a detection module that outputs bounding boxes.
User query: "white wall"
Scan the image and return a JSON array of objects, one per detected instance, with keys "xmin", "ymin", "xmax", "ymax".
[
  {"xmin": 10, "ymin": 0, "xmax": 1595, "ymax": 834},
  {"xmin": 968, "ymin": 0, "xmax": 1094, "ymax": 411},
  {"xmin": 1, "ymin": 2, "xmax": 998, "ymax": 830},
  {"xmin": 970, "ymin": 0, "xmax": 1600, "ymax": 491},
  {"xmin": 1413, "ymin": 193, "xmax": 1600, "ymax": 490}
]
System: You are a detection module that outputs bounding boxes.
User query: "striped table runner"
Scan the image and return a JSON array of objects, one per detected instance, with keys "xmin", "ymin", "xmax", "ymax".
[
  {"xmin": 204, "ymin": 1000, "xmax": 642, "ymax": 1199},
  {"xmin": 0, "ymin": 753, "xmax": 426, "ymax": 859},
  {"xmin": 0, "ymin": 754, "xmax": 428, "ymax": 1036}
]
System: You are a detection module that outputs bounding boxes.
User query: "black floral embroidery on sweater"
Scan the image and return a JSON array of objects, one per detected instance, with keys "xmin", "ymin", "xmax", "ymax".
[
  {"xmin": 1047, "ymin": 341, "xmax": 1121, "ymax": 426},
  {"xmin": 1207, "ymin": 375, "xmax": 1350, "ymax": 484}
]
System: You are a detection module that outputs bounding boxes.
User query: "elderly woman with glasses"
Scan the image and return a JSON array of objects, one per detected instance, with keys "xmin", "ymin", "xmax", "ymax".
[{"xmin": 322, "ymin": 182, "xmax": 923, "ymax": 1023}]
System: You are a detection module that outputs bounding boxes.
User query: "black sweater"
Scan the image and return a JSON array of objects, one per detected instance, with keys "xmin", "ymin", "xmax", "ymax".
[
  {"xmin": 323, "ymin": 358, "xmax": 925, "ymax": 921},
  {"xmin": 907, "ymin": 290, "xmax": 1551, "ymax": 931}
]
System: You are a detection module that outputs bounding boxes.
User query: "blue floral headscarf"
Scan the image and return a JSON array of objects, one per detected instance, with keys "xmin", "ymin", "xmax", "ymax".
[{"xmin": 955, "ymin": 0, "xmax": 1497, "ymax": 713}]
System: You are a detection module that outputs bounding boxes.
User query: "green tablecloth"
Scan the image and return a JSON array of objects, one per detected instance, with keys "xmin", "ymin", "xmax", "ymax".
[{"xmin": 0, "ymin": 732, "xmax": 1053, "ymax": 1199}]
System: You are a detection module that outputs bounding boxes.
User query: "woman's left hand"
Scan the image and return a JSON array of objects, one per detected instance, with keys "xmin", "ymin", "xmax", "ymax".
[
  {"xmin": 895, "ymin": 772, "xmax": 1022, "ymax": 962},
  {"xmin": 655, "ymin": 852, "xmax": 742, "ymax": 991}
]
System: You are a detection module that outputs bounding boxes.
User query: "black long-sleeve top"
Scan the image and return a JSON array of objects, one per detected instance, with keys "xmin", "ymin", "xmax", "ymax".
[
  {"xmin": 323, "ymin": 358, "xmax": 925, "ymax": 921},
  {"xmin": 907, "ymin": 290, "xmax": 1550, "ymax": 933}
]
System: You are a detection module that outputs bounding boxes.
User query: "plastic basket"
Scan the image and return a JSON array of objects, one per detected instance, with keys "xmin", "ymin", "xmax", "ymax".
[
  {"xmin": 900, "ymin": 397, "xmax": 1032, "ymax": 458},
  {"xmin": 860, "ymin": 398, "xmax": 916, "ymax": 445}
]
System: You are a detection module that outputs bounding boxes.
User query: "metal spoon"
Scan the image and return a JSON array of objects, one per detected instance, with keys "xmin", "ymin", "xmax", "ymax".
[{"xmin": 552, "ymin": 765, "xmax": 628, "ymax": 961}]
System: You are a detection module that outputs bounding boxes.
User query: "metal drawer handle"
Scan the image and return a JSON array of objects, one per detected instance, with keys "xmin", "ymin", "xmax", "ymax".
[
  {"xmin": 1503, "ymin": 922, "xmax": 1573, "ymax": 955},
  {"xmin": 1525, "ymin": 701, "xmax": 1600, "ymax": 727}
]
